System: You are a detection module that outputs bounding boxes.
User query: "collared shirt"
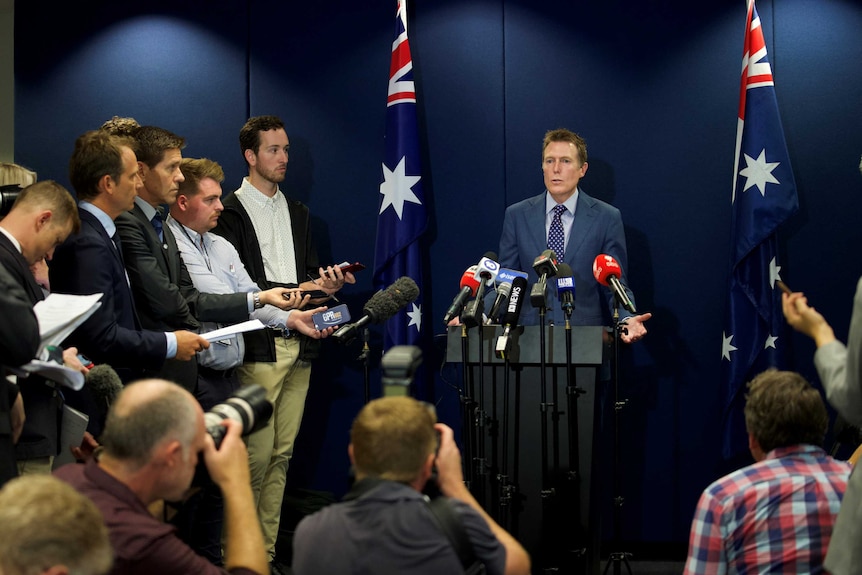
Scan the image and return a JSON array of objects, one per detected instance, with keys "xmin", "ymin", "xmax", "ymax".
[
  {"xmin": 55, "ymin": 459, "xmax": 259, "ymax": 575},
  {"xmin": 78, "ymin": 201, "xmax": 176, "ymax": 358},
  {"xmin": 544, "ymin": 189, "xmax": 579, "ymax": 254},
  {"xmin": 166, "ymin": 216, "xmax": 291, "ymax": 369},
  {"xmin": 684, "ymin": 444, "xmax": 851, "ymax": 575},
  {"xmin": 234, "ymin": 178, "xmax": 298, "ymax": 284}
]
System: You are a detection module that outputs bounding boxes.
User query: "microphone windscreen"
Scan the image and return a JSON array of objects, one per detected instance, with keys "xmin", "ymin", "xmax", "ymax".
[
  {"xmin": 365, "ymin": 277, "xmax": 420, "ymax": 323},
  {"xmin": 459, "ymin": 266, "xmax": 481, "ymax": 295},
  {"xmin": 592, "ymin": 254, "xmax": 622, "ymax": 287},
  {"xmin": 87, "ymin": 364, "xmax": 123, "ymax": 406},
  {"xmin": 500, "ymin": 276, "xmax": 528, "ymax": 327},
  {"xmin": 556, "ymin": 263, "xmax": 575, "ymax": 294}
]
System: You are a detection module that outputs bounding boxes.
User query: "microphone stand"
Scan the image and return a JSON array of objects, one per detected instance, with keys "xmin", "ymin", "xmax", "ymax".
[
  {"xmin": 358, "ymin": 328, "xmax": 371, "ymax": 403},
  {"xmin": 532, "ymin": 281, "xmax": 557, "ymax": 572},
  {"xmin": 459, "ymin": 322, "xmax": 475, "ymax": 492},
  {"xmin": 463, "ymin": 285, "xmax": 490, "ymax": 506},
  {"xmin": 602, "ymin": 301, "xmax": 633, "ymax": 575},
  {"xmin": 562, "ymin": 305, "xmax": 587, "ymax": 569}
]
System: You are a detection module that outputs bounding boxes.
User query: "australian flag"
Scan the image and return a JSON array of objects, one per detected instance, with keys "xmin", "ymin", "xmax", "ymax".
[
  {"xmin": 720, "ymin": 0, "xmax": 799, "ymax": 461},
  {"xmin": 373, "ymin": 0, "xmax": 428, "ymax": 353}
]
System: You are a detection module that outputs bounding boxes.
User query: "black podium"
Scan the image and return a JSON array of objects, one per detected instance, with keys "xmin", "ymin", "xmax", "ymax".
[{"xmin": 446, "ymin": 324, "xmax": 606, "ymax": 574}]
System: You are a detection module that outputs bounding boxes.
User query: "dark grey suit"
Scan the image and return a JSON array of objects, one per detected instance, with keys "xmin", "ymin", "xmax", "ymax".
[{"xmin": 115, "ymin": 203, "xmax": 248, "ymax": 390}]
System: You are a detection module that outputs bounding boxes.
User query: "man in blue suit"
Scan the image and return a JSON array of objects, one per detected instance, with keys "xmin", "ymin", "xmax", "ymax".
[
  {"xmin": 499, "ymin": 128, "xmax": 650, "ymax": 341},
  {"xmin": 50, "ymin": 131, "xmax": 208, "ymax": 433}
]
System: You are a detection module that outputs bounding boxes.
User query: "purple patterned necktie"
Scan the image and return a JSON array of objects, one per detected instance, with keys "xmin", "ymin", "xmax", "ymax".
[{"xmin": 547, "ymin": 203, "xmax": 567, "ymax": 260}]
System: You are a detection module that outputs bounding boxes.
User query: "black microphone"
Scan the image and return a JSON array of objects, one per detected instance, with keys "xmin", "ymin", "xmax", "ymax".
[
  {"xmin": 530, "ymin": 249, "xmax": 558, "ymax": 309},
  {"xmin": 486, "ymin": 268, "xmax": 528, "ymax": 324},
  {"xmin": 495, "ymin": 276, "xmax": 528, "ymax": 359},
  {"xmin": 487, "ymin": 281, "xmax": 511, "ymax": 325},
  {"xmin": 87, "ymin": 363, "xmax": 123, "ymax": 421},
  {"xmin": 555, "ymin": 263, "xmax": 575, "ymax": 318},
  {"xmin": 333, "ymin": 277, "xmax": 420, "ymax": 344},
  {"xmin": 461, "ymin": 252, "xmax": 499, "ymax": 328}
]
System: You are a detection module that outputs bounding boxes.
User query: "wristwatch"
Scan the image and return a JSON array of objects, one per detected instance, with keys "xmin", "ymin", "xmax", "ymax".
[{"xmin": 253, "ymin": 291, "xmax": 263, "ymax": 309}]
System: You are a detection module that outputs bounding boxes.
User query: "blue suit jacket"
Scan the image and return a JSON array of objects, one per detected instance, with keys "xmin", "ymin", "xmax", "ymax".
[
  {"xmin": 498, "ymin": 190, "xmax": 635, "ymax": 327},
  {"xmin": 49, "ymin": 208, "xmax": 167, "ymax": 375}
]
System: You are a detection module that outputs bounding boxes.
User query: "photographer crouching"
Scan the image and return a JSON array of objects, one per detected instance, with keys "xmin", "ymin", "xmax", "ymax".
[
  {"xmin": 54, "ymin": 378, "xmax": 269, "ymax": 575},
  {"xmin": 292, "ymin": 395, "xmax": 531, "ymax": 575}
]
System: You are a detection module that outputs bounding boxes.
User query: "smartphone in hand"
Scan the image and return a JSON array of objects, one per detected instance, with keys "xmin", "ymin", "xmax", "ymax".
[
  {"xmin": 324, "ymin": 261, "xmax": 365, "ymax": 278},
  {"xmin": 312, "ymin": 304, "xmax": 351, "ymax": 330}
]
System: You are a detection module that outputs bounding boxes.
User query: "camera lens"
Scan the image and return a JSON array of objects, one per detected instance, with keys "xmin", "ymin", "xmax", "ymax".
[{"xmin": 204, "ymin": 384, "xmax": 273, "ymax": 448}]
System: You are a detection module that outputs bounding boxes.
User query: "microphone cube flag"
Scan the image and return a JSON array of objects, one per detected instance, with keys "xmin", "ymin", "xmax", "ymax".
[
  {"xmin": 592, "ymin": 254, "xmax": 621, "ymax": 286},
  {"xmin": 497, "ymin": 268, "xmax": 529, "ymax": 284}
]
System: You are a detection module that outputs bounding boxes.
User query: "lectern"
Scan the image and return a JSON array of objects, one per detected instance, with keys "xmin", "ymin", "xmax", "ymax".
[{"xmin": 447, "ymin": 324, "xmax": 606, "ymax": 574}]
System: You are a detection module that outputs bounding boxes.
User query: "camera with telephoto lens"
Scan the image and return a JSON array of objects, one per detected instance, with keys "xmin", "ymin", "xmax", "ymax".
[{"xmin": 204, "ymin": 384, "xmax": 273, "ymax": 448}]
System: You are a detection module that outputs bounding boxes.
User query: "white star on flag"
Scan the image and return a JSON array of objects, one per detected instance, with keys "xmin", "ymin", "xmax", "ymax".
[
  {"xmin": 769, "ymin": 257, "xmax": 781, "ymax": 289},
  {"xmin": 379, "ymin": 156, "xmax": 422, "ymax": 219},
  {"xmin": 764, "ymin": 335, "xmax": 778, "ymax": 349},
  {"xmin": 722, "ymin": 331, "xmax": 737, "ymax": 361},
  {"xmin": 739, "ymin": 148, "xmax": 780, "ymax": 197},
  {"xmin": 406, "ymin": 302, "xmax": 422, "ymax": 332}
]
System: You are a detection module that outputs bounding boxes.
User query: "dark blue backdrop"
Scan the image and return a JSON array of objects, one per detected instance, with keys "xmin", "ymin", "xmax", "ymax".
[{"xmin": 13, "ymin": 0, "xmax": 862, "ymax": 558}]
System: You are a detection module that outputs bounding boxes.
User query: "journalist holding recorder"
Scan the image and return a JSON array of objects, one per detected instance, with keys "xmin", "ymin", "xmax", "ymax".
[{"xmin": 291, "ymin": 395, "xmax": 531, "ymax": 575}]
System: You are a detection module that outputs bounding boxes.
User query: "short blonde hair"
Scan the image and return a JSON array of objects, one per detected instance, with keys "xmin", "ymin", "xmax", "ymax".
[
  {"xmin": 0, "ymin": 475, "xmax": 113, "ymax": 575},
  {"xmin": 350, "ymin": 396, "xmax": 437, "ymax": 483},
  {"xmin": 0, "ymin": 162, "xmax": 37, "ymax": 187}
]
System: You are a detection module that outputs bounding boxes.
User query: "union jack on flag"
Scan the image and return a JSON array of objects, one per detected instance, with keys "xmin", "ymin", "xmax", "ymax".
[
  {"xmin": 373, "ymin": 0, "xmax": 428, "ymax": 355},
  {"xmin": 720, "ymin": 0, "xmax": 799, "ymax": 460}
]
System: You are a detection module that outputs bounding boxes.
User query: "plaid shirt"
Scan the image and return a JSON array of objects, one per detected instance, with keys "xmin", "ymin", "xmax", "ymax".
[{"xmin": 684, "ymin": 444, "xmax": 851, "ymax": 575}]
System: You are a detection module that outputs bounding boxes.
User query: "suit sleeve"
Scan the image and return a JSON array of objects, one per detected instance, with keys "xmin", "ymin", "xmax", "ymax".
[
  {"xmin": 49, "ymin": 231, "xmax": 167, "ymax": 368},
  {"xmin": 116, "ymin": 214, "xmax": 246, "ymax": 327},
  {"xmin": 815, "ymin": 277, "xmax": 862, "ymax": 427},
  {"xmin": 115, "ymin": 213, "xmax": 199, "ymax": 329},
  {"xmin": 0, "ymin": 261, "xmax": 39, "ymax": 367},
  {"xmin": 498, "ymin": 205, "xmax": 521, "ymax": 272}
]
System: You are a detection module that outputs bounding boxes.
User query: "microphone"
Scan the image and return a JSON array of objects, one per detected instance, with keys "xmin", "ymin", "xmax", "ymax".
[
  {"xmin": 487, "ymin": 268, "xmax": 528, "ymax": 324},
  {"xmin": 333, "ymin": 277, "xmax": 420, "ymax": 344},
  {"xmin": 442, "ymin": 266, "xmax": 481, "ymax": 324},
  {"xmin": 495, "ymin": 276, "xmax": 528, "ymax": 359},
  {"xmin": 487, "ymin": 282, "xmax": 511, "ymax": 325},
  {"xmin": 530, "ymin": 249, "xmax": 558, "ymax": 309},
  {"xmin": 461, "ymin": 252, "xmax": 499, "ymax": 328},
  {"xmin": 472, "ymin": 252, "xmax": 500, "ymax": 286},
  {"xmin": 86, "ymin": 363, "xmax": 123, "ymax": 421},
  {"xmin": 592, "ymin": 254, "xmax": 636, "ymax": 314},
  {"xmin": 556, "ymin": 263, "xmax": 575, "ymax": 318}
]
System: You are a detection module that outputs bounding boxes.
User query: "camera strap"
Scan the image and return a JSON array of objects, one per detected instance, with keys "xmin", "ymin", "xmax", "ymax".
[{"xmin": 426, "ymin": 496, "xmax": 485, "ymax": 575}]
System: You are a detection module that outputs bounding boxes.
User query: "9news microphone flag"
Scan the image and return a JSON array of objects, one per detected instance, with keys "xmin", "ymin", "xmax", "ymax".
[
  {"xmin": 720, "ymin": 0, "xmax": 798, "ymax": 460},
  {"xmin": 373, "ymin": 0, "xmax": 428, "ymax": 353}
]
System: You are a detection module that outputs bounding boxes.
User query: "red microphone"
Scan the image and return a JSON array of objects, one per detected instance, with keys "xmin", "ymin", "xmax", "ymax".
[
  {"xmin": 442, "ymin": 265, "xmax": 481, "ymax": 324},
  {"xmin": 592, "ymin": 254, "xmax": 636, "ymax": 313}
]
